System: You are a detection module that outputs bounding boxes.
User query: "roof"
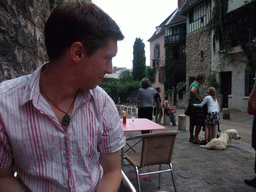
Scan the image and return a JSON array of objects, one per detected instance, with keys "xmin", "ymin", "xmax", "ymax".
[
  {"xmin": 148, "ymin": 10, "xmax": 177, "ymax": 42},
  {"xmin": 181, "ymin": 0, "xmax": 203, "ymax": 15},
  {"xmin": 165, "ymin": 8, "xmax": 186, "ymax": 27},
  {"xmin": 148, "ymin": 7, "xmax": 186, "ymax": 42}
]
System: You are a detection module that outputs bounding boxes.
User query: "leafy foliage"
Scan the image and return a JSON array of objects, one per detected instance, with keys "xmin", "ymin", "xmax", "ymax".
[
  {"xmin": 176, "ymin": 81, "xmax": 186, "ymax": 92},
  {"xmin": 145, "ymin": 66, "xmax": 155, "ymax": 83},
  {"xmin": 208, "ymin": 0, "xmax": 256, "ymax": 72},
  {"xmin": 119, "ymin": 69, "xmax": 133, "ymax": 83},
  {"xmin": 164, "ymin": 45, "xmax": 186, "ymax": 91},
  {"xmin": 207, "ymin": 70, "xmax": 220, "ymax": 90},
  {"xmin": 99, "ymin": 77, "xmax": 141, "ymax": 104},
  {"xmin": 132, "ymin": 38, "xmax": 146, "ymax": 81}
]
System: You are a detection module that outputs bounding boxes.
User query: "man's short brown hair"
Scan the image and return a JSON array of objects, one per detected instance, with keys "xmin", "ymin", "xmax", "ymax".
[
  {"xmin": 44, "ymin": 1, "xmax": 124, "ymax": 60},
  {"xmin": 195, "ymin": 73, "xmax": 206, "ymax": 81}
]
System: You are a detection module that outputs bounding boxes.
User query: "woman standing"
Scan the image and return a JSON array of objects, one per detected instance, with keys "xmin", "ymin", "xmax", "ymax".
[{"xmin": 137, "ymin": 78, "xmax": 156, "ymax": 133}]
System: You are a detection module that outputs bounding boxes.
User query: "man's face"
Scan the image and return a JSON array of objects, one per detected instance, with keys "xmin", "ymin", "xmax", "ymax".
[
  {"xmin": 79, "ymin": 37, "xmax": 117, "ymax": 90},
  {"xmin": 199, "ymin": 78, "xmax": 206, "ymax": 84}
]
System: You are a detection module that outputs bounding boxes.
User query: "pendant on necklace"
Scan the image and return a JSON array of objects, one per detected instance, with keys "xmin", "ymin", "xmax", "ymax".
[{"xmin": 62, "ymin": 114, "xmax": 70, "ymax": 126}]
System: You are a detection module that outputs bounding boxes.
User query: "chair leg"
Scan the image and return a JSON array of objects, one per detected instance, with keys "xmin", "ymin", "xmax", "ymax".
[
  {"xmin": 158, "ymin": 164, "xmax": 162, "ymax": 188},
  {"xmin": 135, "ymin": 166, "xmax": 141, "ymax": 192},
  {"xmin": 169, "ymin": 163, "xmax": 178, "ymax": 192}
]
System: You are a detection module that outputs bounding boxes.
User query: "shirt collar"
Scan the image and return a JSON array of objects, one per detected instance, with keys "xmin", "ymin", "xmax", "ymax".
[
  {"xmin": 20, "ymin": 64, "xmax": 44, "ymax": 107},
  {"xmin": 20, "ymin": 63, "xmax": 95, "ymax": 107}
]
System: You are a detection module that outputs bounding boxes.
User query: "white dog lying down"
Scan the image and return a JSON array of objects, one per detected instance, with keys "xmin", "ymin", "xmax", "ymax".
[{"xmin": 200, "ymin": 129, "xmax": 241, "ymax": 150}]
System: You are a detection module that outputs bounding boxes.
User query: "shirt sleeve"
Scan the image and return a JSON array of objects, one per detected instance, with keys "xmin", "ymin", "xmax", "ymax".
[
  {"xmin": 136, "ymin": 89, "xmax": 141, "ymax": 102},
  {"xmin": 98, "ymin": 94, "xmax": 126, "ymax": 154},
  {"xmin": 0, "ymin": 124, "xmax": 13, "ymax": 169},
  {"xmin": 194, "ymin": 96, "xmax": 209, "ymax": 107}
]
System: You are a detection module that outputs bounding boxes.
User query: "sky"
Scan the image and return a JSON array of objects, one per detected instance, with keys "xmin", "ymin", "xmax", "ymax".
[{"xmin": 92, "ymin": 0, "xmax": 177, "ymax": 69}]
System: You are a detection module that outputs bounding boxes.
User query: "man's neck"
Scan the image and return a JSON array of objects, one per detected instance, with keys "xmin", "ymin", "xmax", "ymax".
[{"xmin": 39, "ymin": 61, "xmax": 79, "ymax": 104}]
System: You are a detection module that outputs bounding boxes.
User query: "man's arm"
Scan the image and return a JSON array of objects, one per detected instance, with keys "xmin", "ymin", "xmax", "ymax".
[
  {"xmin": 97, "ymin": 151, "xmax": 122, "ymax": 192},
  {"xmin": 248, "ymin": 82, "xmax": 256, "ymax": 115},
  {"xmin": 191, "ymin": 87, "xmax": 202, "ymax": 102},
  {"xmin": 157, "ymin": 98, "xmax": 161, "ymax": 107},
  {"xmin": 0, "ymin": 166, "xmax": 22, "ymax": 192}
]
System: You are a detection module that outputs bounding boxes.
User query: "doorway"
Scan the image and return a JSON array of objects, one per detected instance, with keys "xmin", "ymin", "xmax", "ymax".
[{"xmin": 220, "ymin": 72, "xmax": 232, "ymax": 108}]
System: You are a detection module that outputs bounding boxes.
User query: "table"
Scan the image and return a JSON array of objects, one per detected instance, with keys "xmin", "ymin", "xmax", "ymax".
[
  {"xmin": 122, "ymin": 118, "xmax": 166, "ymax": 132},
  {"xmin": 121, "ymin": 118, "xmax": 166, "ymax": 167}
]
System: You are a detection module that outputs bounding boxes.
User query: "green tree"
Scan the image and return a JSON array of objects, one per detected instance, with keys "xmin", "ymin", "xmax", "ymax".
[
  {"xmin": 145, "ymin": 66, "xmax": 155, "ymax": 83},
  {"xmin": 119, "ymin": 69, "xmax": 133, "ymax": 83},
  {"xmin": 164, "ymin": 45, "xmax": 186, "ymax": 90},
  {"xmin": 132, "ymin": 38, "xmax": 146, "ymax": 80}
]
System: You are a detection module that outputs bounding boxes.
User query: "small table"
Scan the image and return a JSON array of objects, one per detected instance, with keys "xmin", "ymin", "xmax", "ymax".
[
  {"xmin": 121, "ymin": 118, "xmax": 166, "ymax": 166},
  {"xmin": 122, "ymin": 118, "xmax": 165, "ymax": 132}
]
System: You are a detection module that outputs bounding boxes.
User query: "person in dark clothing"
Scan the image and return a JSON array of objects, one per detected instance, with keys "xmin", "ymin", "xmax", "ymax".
[
  {"xmin": 188, "ymin": 73, "xmax": 206, "ymax": 144},
  {"xmin": 154, "ymin": 87, "xmax": 163, "ymax": 124},
  {"xmin": 245, "ymin": 81, "xmax": 256, "ymax": 188}
]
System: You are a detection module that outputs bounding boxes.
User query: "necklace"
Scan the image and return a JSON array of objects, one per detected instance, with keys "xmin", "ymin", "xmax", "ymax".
[{"xmin": 40, "ymin": 88, "xmax": 76, "ymax": 126}]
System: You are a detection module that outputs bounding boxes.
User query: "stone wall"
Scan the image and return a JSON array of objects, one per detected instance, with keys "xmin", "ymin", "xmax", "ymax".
[
  {"xmin": 185, "ymin": 28, "xmax": 211, "ymax": 100},
  {"xmin": 0, "ymin": 0, "xmax": 91, "ymax": 82},
  {"xmin": 0, "ymin": 0, "xmax": 55, "ymax": 82}
]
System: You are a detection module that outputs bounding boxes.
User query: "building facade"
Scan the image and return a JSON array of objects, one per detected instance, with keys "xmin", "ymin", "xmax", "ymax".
[{"xmin": 149, "ymin": 0, "xmax": 255, "ymax": 111}]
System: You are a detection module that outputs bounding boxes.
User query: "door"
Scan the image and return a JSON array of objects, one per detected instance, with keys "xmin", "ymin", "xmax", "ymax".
[{"xmin": 220, "ymin": 72, "xmax": 232, "ymax": 108}]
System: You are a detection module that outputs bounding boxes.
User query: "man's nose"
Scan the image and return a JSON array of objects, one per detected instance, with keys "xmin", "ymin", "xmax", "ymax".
[{"xmin": 106, "ymin": 62, "xmax": 113, "ymax": 74}]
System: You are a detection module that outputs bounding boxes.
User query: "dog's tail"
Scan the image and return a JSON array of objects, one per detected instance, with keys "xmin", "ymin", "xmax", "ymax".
[{"xmin": 199, "ymin": 145, "xmax": 207, "ymax": 148}]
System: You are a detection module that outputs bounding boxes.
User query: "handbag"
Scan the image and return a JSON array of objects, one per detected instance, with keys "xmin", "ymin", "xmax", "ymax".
[{"xmin": 184, "ymin": 104, "xmax": 192, "ymax": 116}]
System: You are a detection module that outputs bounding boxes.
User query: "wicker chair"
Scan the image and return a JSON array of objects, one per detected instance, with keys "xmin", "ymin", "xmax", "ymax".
[{"xmin": 124, "ymin": 131, "xmax": 178, "ymax": 192}]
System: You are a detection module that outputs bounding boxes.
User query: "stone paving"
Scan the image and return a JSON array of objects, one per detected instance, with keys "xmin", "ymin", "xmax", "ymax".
[{"xmin": 120, "ymin": 109, "xmax": 256, "ymax": 192}]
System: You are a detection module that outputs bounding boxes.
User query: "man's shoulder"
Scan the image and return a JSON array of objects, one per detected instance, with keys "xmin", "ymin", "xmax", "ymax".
[
  {"xmin": 91, "ymin": 86, "xmax": 111, "ymax": 100},
  {"xmin": 92, "ymin": 86, "xmax": 107, "ymax": 95},
  {"xmin": 190, "ymin": 81, "xmax": 199, "ymax": 88},
  {"xmin": 0, "ymin": 75, "xmax": 30, "ymax": 95},
  {"xmin": 149, "ymin": 87, "xmax": 155, "ymax": 92}
]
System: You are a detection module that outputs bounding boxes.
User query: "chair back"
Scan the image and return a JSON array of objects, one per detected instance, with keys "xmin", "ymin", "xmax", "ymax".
[{"xmin": 140, "ymin": 131, "xmax": 177, "ymax": 167}]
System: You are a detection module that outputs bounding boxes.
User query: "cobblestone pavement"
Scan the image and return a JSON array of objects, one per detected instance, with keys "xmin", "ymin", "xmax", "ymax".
[{"xmin": 120, "ymin": 109, "xmax": 256, "ymax": 192}]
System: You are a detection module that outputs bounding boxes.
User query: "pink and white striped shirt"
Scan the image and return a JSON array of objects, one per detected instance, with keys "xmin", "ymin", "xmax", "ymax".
[{"xmin": 0, "ymin": 65, "xmax": 126, "ymax": 192}]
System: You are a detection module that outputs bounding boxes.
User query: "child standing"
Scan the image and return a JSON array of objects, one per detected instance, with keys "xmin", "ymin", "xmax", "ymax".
[
  {"xmin": 193, "ymin": 87, "xmax": 221, "ymax": 143},
  {"xmin": 163, "ymin": 95, "xmax": 177, "ymax": 126}
]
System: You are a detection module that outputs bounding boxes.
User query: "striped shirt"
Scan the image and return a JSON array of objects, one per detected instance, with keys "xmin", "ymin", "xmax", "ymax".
[{"xmin": 0, "ymin": 65, "xmax": 126, "ymax": 192}]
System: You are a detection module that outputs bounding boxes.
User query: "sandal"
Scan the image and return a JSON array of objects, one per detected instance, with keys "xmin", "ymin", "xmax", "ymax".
[
  {"xmin": 189, "ymin": 137, "xmax": 194, "ymax": 142},
  {"xmin": 193, "ymin": 139, "xmax": 203, "ymax": 144},
  {"xmin": 202, "ymin": 139, "xmax": 209, "ymax": 144}
]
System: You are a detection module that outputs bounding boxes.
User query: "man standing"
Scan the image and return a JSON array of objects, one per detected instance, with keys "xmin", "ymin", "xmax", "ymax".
[
  {"xmin": 188, "ymin": 74, "xmax": 206, "ymax": 144},
  {"xmin": 245, "ymin": 81, "xmax": 256, "ymax": 188},
  {"xmin": 154, "ymin": 87, "xmax": 163, "ymax": 124},
  {"xmin": 0, "ymin": 1, "xmax": 126, "ymax": 191}
]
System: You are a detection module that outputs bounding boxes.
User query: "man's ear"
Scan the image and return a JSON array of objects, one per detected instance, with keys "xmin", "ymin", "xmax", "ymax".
[{"xmin": 69, "ymin": 42, "xmax": 85, "ymax": 62}]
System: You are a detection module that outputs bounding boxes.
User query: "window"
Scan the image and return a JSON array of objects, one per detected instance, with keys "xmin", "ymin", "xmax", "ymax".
[
  {"xmin": 201, "ymin": 51, "xmax": 204, "ymax": 58},
  {"xmin": 245, "ymin": 71, "xmax": 255, "ymax": 96},
  {"xmin": 189, "ymin": 11, "xmax": 193, "ymax": 24},
  {"xmin": 159, "ymin": 67, "xmax": 164, "ymax": 83},
  {"xmin": 200, "ymin": 17, "xmax": 204, "ymax": 24},
  {"xmin": 154, "ymin": 44, "xmax": 160, "ymax": 59}
]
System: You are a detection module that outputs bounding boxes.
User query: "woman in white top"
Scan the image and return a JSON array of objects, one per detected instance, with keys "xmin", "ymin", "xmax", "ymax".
[{"xmin": 193, "ymin": 87, "xmax": 221, "ymax": 143}]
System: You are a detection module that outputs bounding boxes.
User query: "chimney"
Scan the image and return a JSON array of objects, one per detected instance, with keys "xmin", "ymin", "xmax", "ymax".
[{"xmin": 178, "ymin": 0, "xmax": 186, "ymax": 9}]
